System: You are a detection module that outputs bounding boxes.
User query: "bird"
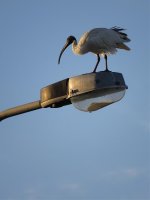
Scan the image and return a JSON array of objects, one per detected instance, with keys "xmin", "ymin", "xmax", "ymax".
[{"xmin": 58, "ymin": 27, "xmax": 131, "ymax": 72}]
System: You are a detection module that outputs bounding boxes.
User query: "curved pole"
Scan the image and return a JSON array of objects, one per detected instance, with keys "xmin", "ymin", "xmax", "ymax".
[{"xmin": 0, "ymin": 100, "xmax": 41, "ymax": 121}]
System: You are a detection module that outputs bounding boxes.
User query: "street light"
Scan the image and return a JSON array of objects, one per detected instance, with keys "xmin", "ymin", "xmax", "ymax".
[
  {"xmin": 0, "ymin": 71, "xmax": 127, "ymax": 121},
  {"xmin": 68, "ymin": 71, "xmax": 127, "ymax": 112}
]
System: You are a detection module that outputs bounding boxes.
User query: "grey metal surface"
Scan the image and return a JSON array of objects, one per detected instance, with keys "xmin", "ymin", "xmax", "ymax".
[
  {"xmin": 68, "ymin": 71, "xmax": 127, "ymax": 98},
  {"xmin": 40, "ymin": 78, "xmax": 70, "ymax": 108},
  {"xmin": 0, "ymin": 101, "xmax": 41, "ymax": 121}
]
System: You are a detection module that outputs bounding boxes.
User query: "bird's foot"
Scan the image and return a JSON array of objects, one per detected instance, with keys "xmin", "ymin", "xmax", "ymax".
[
  {"xmin": 104, "ymin": 69, "xmax": 111, "ymax": 72},
  {"xmin": 103, "ymin": 66, "xmax": 112, "ymax": 72}
]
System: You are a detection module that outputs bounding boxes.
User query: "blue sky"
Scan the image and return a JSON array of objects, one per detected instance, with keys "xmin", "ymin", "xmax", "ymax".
[{"xmin": 0, "ymin": 0, "xmax": 149, "ymax": 199}]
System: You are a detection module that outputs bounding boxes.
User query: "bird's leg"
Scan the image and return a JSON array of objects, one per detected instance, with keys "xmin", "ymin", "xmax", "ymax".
[
  {"xmin": 104, "ymin": 54, "xmax": 110, "ymax": 71},
  {"xmin": 93, "ymin": 54, "xmax": 100, "ymax": 73},
  {"xmin": 104, "ymin": 54, "xmax": 108, "ymax": 71}
]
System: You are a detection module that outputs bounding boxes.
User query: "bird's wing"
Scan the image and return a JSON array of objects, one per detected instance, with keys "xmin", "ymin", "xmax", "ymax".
[
  {"xmin": 78, "ymin": 28, "xmax": 130, "ymax": 54},
  {"xmin": 111, "ymin": 26, "xmax": 131, "ymax": 42},
  {"xmin": 85, "ymin": 28, "xmax": 119, "ymax": 54}
]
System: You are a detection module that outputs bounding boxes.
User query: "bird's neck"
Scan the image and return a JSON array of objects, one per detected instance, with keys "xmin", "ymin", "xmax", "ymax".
[{"xmin": 72, "ymin": 40, "xmax": 79, "ymax": 55}]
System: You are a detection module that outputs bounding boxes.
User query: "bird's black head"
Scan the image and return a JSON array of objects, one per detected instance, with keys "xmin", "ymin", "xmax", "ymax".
[
  {"xmin": 58, "ymin": 35, "xmax": 76, "ymax": 64},
  {"xmin": 66, "ymin": 35, "xmax": 76, "ymax": 45}
]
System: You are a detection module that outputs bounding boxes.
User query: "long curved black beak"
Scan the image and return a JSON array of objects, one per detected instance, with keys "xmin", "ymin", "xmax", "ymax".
[{"xmin": 58, "ymin": 41, "xmax": 71, "ymax": 64}]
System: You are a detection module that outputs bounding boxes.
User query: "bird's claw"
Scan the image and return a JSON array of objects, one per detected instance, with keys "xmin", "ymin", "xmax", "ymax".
[{"xmin": 104, "ymin": 69, "xmax": 111, "ymax": 72}]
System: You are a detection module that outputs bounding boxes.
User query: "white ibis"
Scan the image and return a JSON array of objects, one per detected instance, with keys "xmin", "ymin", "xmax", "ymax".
[{"xmin": 58, "ymin": 27, "xmax": 131, "ymax": 72}]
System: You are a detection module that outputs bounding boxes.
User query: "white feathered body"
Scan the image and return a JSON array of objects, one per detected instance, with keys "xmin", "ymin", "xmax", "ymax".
[{"xmin": 72, "ymin": 27, "xmax": 130, "ymax": 56}]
